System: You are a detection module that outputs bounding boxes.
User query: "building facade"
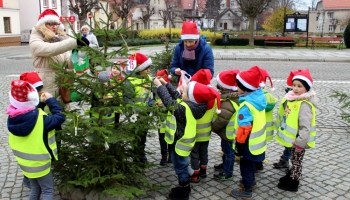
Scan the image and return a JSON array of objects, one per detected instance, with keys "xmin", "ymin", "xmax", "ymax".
[
  {"xmin": 0, "ymin": 0, "xmax": 21, "ymax": 46},
  {"xmin": 310, "ymin": 0, "xmax": 350, "ymax": 35}
]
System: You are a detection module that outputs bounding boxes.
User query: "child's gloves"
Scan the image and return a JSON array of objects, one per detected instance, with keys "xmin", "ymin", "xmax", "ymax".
[
  {"xmin": 235, "ymin": 142, "xmax": 244, "ymax": 157},
  {"xmin": 292, "ymin": 142, "xmax": 304, "ymax": 152},
  {"xmin": 236, "ymin": 125, "xmax": 252, "ymax": 144}
]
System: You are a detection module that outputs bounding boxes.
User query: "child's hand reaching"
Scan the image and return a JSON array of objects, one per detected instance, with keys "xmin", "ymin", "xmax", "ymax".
[
  {"xmin": 153, "ymin": 77, "xmax": 162, "ymax": 87},
  {"xmin": 40, "ymin": 92, "xmax": 53, "ymax": 103}
]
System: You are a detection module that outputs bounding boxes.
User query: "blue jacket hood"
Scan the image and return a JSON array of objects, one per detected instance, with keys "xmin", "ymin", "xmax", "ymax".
[
  {"xmin": 7, "ymin": 109, "xmax": 39, "ymax": 137},
  {"xmin": 239, "ymin": 88, "xmax": 267, "ymax": 111}
]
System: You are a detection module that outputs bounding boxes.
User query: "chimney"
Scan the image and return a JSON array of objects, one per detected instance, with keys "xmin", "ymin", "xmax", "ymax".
[{"xmin": 226, "ymin": 0, "xmax": 230, "ymax": 8}]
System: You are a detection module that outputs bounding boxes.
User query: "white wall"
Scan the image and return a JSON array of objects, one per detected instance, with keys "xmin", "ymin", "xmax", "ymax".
[
  {"xmin": 18, "ymin": 0, "xmax": 40, "ymax": 42},
  {"xmin": 0, "ymin": 9, "xmax": 21, "ymax": 36},
  {"xmin": 3, "ymin": 0, "xmax": 19, "ymax": 9}
]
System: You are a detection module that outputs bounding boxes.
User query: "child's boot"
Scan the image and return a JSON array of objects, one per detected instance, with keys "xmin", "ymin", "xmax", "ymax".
[
  {"xmin": 160, "ymin": 155, "xmax": 167, "ymax": 166},
  {"xmin": 190, "ymin": 169, "xmax": 201, "ymax": 183},
  {"xmin": 199, "ymin": 165, "xmax": 207, "ymax": 178},
  {"xmin": 273, "ymin": 157, "xmax": 289, "ymax": 169},
  {"xmin": 168, "ymin": 181, "xmax": 191, "ymax": 200},
  {"xmin": 214, "ymin": 163, "xmax": 223, "ymax": 171},
  {"xmin": 230, "ymin": 187, "xmax": 252, "ymax": 199},
  {"xmin": 277, "ymin": 176, "xmax": 299, "ymax": 192},
  {"xmin": 279, "ymin": 169, "xmax": 291, "ymax": 183}
]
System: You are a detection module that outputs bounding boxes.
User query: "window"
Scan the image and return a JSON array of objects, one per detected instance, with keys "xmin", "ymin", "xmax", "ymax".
[
  {"xmin": 228, "ymin": 13, "xmax": 230, "ymax": 17},
  {"xmin": 316, "ymin": 26, "xmax": 320, "ymax": 31},
  {"xmin": 43, "ymin": 0, "xmax": 48, "ymax": 7},
  {"xmin": 231, "ymin": 1, "xmax": 235, "ymax": 6},
  {"xmin": 340, "ymin": 27, "xmax": 345, "ymax": 32},
  {"xmin": 52, "ymin": 0, "xmax": 56, "ymax": 8},
  {"xmin": 328, "ymin": 12, "xmax": 334, "ymax": 19},
  {"xmin": 316, "ymin": 16, "xmax": 318, "ymax": 21},
  {"xmin": 220, "ymin": 23, "xmax": 223, "ymax": 27},
  {"xmin": 329, "ymin": 25, "xmax": 334, "ymax": 32},
  {"xmin": 3, "ymin": 17, "xmax": 11, "ymax": 33}
]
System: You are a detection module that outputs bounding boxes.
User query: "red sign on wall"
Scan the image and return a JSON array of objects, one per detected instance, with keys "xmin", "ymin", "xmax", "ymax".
[
  {"xmin": 60, "ymin": 16, "xmax": 76, "ymax": 22},
  {"xmin": 0, "ymin": 0, "xmax": 3, "ymax": 7}
]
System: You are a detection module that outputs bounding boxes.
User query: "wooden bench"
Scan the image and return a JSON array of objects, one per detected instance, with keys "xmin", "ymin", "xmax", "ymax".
[
  {"xmin": 311, "ymin": 37, "xmax": 344, "ymax": 50},
  {"xmin": 264, "ymin": 37, "xmax": 295, "ymax": 48}
]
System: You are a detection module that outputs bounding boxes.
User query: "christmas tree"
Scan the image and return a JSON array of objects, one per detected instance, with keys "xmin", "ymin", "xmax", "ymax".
[{"xmin": 51, "ymin": 4, "xmax": 170, "ymax": 199}]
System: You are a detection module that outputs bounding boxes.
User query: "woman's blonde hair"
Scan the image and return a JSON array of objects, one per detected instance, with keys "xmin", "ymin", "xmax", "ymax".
[
  {"xmin": 81, "ymin": 25, "xmax": 90, "ymax": 32},
  {"xmin": 36, "ymin": 24, "xmax": 66, "ymax": 41}
]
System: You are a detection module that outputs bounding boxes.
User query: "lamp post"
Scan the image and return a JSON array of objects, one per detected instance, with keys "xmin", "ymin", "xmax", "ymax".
[
  {"xmin": 168, "ymin": 7, "xmax": 172, "ymax": 42},
  {"xmin": 213, "ymin": 14, "xmax": 216, "ymax": 32}
]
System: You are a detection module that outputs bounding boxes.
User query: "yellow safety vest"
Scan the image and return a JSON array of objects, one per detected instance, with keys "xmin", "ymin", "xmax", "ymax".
[
  {"xmin": 9, "ymin": 109, "xmax": 57, "ymax": 178},
  {"xmin": 276, "ymin": 99, "xmax": 316, "ymax": 148},
  {"xmin": 128, "ymin": 75, "xmax": 151, "ymax": 106},
  {"xmin": 195, "ymin": 100, "xmax": 217, "ymax": 142},
  {"xmin": 90, "ymin": 107, "xmax": 115, "ymax": 125},
  {"xmin": 265, "ymin": 110, "xmax": 275, "ymax": 141},
  {"xmin": 234, "ymin": 101, "xmax": 267, "ymax": 155},
  {"xmin": 164, "ymin": 101, "xmax": 197, "ymax": 156},
  {"xmin": 159, "ymin": 120, "xmax": 166, "ymax": 133},
  {"xmin": 225, "ymin": 99, "xmax": 239, "ymax": 149}
]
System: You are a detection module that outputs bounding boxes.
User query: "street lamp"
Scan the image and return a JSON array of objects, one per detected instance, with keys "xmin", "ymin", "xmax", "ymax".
[
  {"xmin": 213, "ymin": 14, "xmax": 216, "ymax": 32},
  {"xmin": 168, "ymin": 7, "xmax": 172, "ymax": 42}
]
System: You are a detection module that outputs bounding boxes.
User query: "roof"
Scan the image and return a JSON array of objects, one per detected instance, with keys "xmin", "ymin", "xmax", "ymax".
[{"xmin": 323, "ymin": 0, "xmax": 350, "ymax": 10}]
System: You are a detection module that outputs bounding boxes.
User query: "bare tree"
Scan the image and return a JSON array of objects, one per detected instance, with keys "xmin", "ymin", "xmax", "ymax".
[
  {"xmin": 236, "ymin": 0, "xmax": 271, "ymax": 45},
  {"xmin": 203, "ymin": 0, "xmax": 220, "ymax": 19},
  {"xmin": 111, "ymin": 0, "xmax": 138, "ymax": 28},
  {"xmin": 139, "ymin": 6, "xmax": 155, "ymax": 29},
  {"xmin": 339, "ymin": 12, "xmax": 350, "ymax": 27},
  {"xmin": 159, "ymin": 10, "xmax": 170, "ymax": 28},
  {"xmin": 68, "ymin": 0, "xmax": 99, "ymax": 27}
]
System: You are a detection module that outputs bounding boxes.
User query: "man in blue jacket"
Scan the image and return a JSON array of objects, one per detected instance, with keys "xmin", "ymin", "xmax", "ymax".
[{"xmin": 170, "ymin": 22, "xmax": 214, "ymax": 79}]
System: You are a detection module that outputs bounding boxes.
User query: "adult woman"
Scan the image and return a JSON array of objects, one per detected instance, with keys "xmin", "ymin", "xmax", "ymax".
[
  {"xmin": 170, "ymin": 21, "xmax": 214, "ymax": 78},
  {"xmin": 81, "ymin": 25, "xmax": 99, "ymax": 48},
  {"xmin": 29, "ymin": 9, "xmax": 88, "ymax": 95}
]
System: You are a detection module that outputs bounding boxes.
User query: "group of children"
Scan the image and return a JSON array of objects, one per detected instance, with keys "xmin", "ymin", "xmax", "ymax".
[
  {"xmin": 6, "ymin": 52, "xmax": 317, "ymax": 200},
  {"xmin": 152, "ymin": 66, "xmax": 317, "ymax": 200}
]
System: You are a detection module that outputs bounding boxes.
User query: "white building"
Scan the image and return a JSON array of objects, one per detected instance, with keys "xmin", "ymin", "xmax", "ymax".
[{"xmin": 0, "ymin": 0, "xmax": 21, "ymax": 46}]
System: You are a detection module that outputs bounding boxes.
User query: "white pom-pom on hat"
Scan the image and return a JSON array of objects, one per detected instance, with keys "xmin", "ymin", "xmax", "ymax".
[
  {"xmin": 168, "ymin": 74, "xmax": 172, "ymax": 80},
  {"xmin": 259, "ymin": 82, "xmax": 265, "ymax": 88},
  {"xmin": 216, "ymin": 109, "xmax": 221, "ymax": 114}
]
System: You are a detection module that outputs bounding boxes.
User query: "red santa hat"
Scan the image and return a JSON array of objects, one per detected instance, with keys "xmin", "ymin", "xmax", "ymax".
[
  {"xmin": 292, "ymin": 69, "xmax": 313, "ymax": 88},
  {"xmin": 156, "ymin": 69, "xmax": 171, "ymax": 83},
  {"xmin": 19, "ymin": 72, "xmax": 43, "ymax": 89},
  {"xmin": 128, "ymin": 52, "xmax": 152, "ymax": 72},
  {"xmin": 216, "ymin": 69, "xmax": 240, "ymax": 91},
  {"xmin": 181, "ymin": 21, "xmax": 200, "ymax": 40},
  {"xmin": 188, "ymin": 81, "xmax": 221, "ymax": 114},
  {"xmin": 191, "ymin": 69, "xmax": 212, "ymax": 85},
  {"xmin": 9, "ymin": 80, "xmax": 39, "ymax": 109},
  {"xmin": 236, "ymin": 66, "xmax": 267, "ymax": 91},
  {"xmin": 286, "ymin": 70, "xmax": 300, "ymax": 88},
  {"xmin": 37, "ymin": 9, "xmax": 60, "ymax": 26},
  {"xmin": 259, "ymin": 68, "xmax": 275, "ymax": 91}
]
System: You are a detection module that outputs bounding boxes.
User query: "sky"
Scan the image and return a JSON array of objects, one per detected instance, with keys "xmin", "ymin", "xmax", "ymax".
[{"xmin": 295, "ymin": 0, "xmax": 316, "ymax": 10}]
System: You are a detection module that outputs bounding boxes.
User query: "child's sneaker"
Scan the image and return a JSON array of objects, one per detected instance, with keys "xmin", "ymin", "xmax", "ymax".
[
  {"xmin": 213, "ymin": 171, "xmax": 233, "ymax": 181},
  {"xmin": 239, "ymin": 179, "xmax": 257, "ymax": 191},
  {"xmin": 230, "ymin": 187, "xmax": 252, "ymax": 199},
  {"xmin": 214, "ymin": 163, "xmax": 223, "ymax": 171}
]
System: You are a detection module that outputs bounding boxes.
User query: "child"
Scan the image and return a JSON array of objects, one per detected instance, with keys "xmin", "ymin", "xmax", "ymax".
[
  {"xmin": 211, "ymin": 69, "xmax": 240, "ymax": 181},
  {"xmin": 188, "ymin": 69, "xmax": 215, "ymax": 182},
  {"xmin": 19, "ymin": 72, "xmax": 45, "ymax": 189},
  {"xmin": 155, "ymin": 69, "xmax": 172, "ymax": 165},
  {"xmin": 276, "ymin": 69, "xmax": 317, "ymax": 192},
  {"xmin": 230, "ymin": 66, "xmax": 267, "ymax": 199},
  {"xmin": 273, "ymin": 70, "xmax": 299, "ymax": 169},
  {"xmin": 254, "ymin": 69, "xmax": 278, "ymax": 172},
  {"xmin": 124, "ymin": 52, "xmax": 153, "ymax": 163},
  {"xmin": 153, "ymin": 77, "xmax": 220, "ymax": 200},
  {"xmin": 110, "ymin": 60, "xmax": 126, "ymax": 81},
  {"xmin": 7, "ymin": 80, "xmax": 65, "ymax": 199}
]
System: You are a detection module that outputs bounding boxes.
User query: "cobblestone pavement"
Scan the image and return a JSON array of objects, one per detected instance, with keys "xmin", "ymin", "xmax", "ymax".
[{"xmin": 0, "ymin": 46, "xmax": 350, "ymax": 199}]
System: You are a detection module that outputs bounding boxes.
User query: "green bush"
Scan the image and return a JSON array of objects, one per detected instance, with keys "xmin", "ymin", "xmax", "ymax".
[{"xmin": 343, "ymin": 23, "xmax": 350, "ymax": 48}]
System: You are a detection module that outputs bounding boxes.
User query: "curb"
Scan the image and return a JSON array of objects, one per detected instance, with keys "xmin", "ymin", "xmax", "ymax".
[{"xmin": 7, "ymin": 55, "xmax": 350, "ymax": 63}]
